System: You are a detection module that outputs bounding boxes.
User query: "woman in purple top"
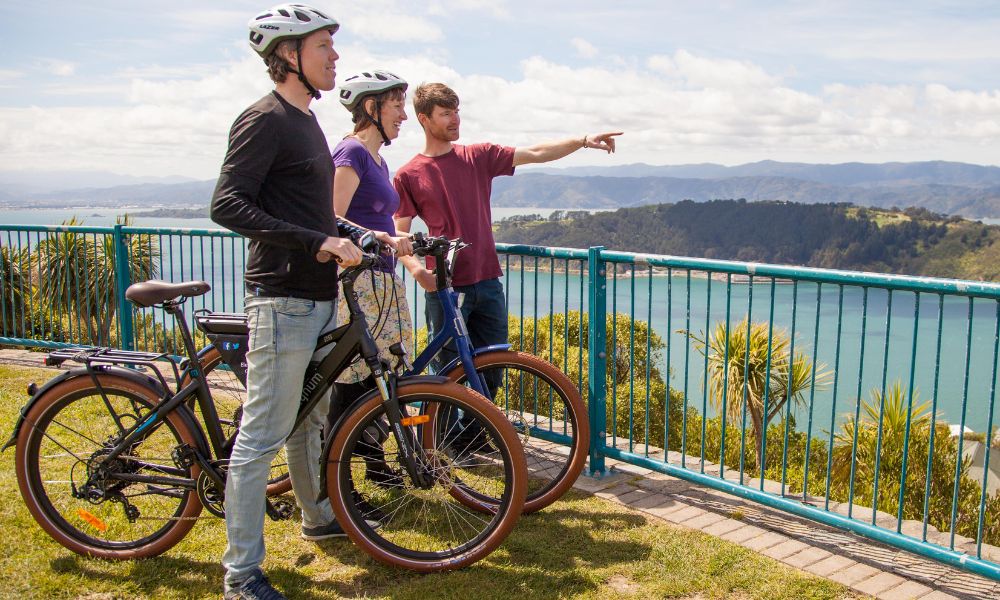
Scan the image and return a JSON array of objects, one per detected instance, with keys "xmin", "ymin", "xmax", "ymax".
[{"xmin": 330, "ymin": 72, "xmax": 414, "ymax": 468}]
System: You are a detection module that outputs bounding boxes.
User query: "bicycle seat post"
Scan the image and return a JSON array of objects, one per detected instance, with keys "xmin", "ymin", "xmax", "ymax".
[{"xmin": 163, "ymin": 301, "xmax": 202, "ymax": 367}]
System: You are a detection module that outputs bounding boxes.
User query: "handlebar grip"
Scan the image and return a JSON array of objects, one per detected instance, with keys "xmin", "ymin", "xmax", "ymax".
[{"xmin": 339, "ymin": 252, "xmax": 382, "ymax": 279}]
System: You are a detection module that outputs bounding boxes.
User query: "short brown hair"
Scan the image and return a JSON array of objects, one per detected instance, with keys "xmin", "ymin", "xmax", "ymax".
[
  {"xmin": 264, "ymin": 39, "xmax": 297, "ymax": 84},
  {"xmin": 412, "ymin": 83, "xmax": 459, "ymax": 118},
  {"xmin": 352, "ymin": 87, "xmax": 407, "ymax": 133}
]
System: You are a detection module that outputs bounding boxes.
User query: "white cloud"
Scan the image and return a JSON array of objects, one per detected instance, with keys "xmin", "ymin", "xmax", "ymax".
[
  {"xmin": 115, "ymin": 63, "xmax": 226, "ymax": 80},
  {"xmin": 571, "ymin": 38, "xmax": 598, "ymax": 59},
  {"xmin": 38, "ymin": 59, "xmax": 76, "ymax": 77},
  {"xmin": 5, "ymin": 46, "xmax": 1000, "ymax": 179},
  {"xmin": 0, "ymin": 69, "xmax": 24, "ymax": 89},
  {"xmin": 426, "ymin": 0, "xmax": 510, "ymax": 19},
  {"xmin": 647, "ymin": 50, "xmax": 780, "ymax": 90},
  {"xmin": 346, "ymin": 13, "xmax": 444, "ymax": 43}
]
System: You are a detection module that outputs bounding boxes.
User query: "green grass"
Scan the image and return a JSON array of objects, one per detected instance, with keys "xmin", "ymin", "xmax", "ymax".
[{"xmin": 0, "ymin": 363, "xmax": 856, "ymax": 599}]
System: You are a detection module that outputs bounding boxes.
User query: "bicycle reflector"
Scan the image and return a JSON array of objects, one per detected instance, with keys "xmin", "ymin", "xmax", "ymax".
[
  {"xmin": 77, "ymin": 508, "xmax": 108, "ymax": 532},
  {"xmin": 400, "ymin": 415, "xmax": 430, "ymax": 427}
]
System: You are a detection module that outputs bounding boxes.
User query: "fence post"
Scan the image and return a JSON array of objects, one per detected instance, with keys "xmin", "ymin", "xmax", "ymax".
[
  {"xmin": 587, "ymin": 245, "xmax": 607, "ymax": 476},
  {"xmin": 113, "ymin": 224, "xmax": 135, "ymax": 350}
]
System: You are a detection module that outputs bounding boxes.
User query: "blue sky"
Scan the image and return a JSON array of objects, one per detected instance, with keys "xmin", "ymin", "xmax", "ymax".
[{"xmin": 2, "ymin": 1, "xmax": 1000, "ymax": 180}]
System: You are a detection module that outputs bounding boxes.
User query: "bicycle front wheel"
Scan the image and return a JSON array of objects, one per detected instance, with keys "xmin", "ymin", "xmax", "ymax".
[
  {"xmin": 325, "ymin": 380, "xmax": 527, "ymax": 572},
  {"xmin": 441, "ymin": 351, "xmax": 589, "ymax": 513},
  {"xmin": 187, "ymin": 346, "xmax": 292, "ymax": 497},
  {"xmin": 14, "ymin": 373, "xmax": 203, "ymax": 559}
]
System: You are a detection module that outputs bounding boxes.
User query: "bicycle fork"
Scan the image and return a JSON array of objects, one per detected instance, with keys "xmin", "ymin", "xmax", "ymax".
[{"xmin": 370, "ymin": 366, "xmax": 434, "ymax": 490}]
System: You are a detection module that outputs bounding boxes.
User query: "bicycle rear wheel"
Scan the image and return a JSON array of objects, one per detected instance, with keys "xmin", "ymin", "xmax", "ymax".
[
  {"xmin": 187, "ymin": 346, "xmax": 292, "ymax": 496},
  {"xmin": 14, "ymin": 373, "xmax": 203, "ymax": 559},
  {"xmin": 325, "ymin": 380, "xmax": 527, "ymax": 572},
  {"xmin": 440, "ymin": 350, "xmax": 588, "ymax": 513}
]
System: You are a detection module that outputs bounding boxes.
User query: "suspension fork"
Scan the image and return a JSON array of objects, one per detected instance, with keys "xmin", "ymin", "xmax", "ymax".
[{"xmin": 370, "ymin": 367, "xmax": 433, "ymax": 489}]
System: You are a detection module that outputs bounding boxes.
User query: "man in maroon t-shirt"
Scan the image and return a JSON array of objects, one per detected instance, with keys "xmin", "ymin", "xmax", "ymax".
[{"xmin": 393, "ymin": 82, "xmax": 622, "ymax": 374}]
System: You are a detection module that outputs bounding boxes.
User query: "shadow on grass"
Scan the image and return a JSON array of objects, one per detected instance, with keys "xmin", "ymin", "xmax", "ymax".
[
  {"xmin": 50, "ymin": 554, "xmax": 227, "ymax": 598},
  {"xmin": 305, "ymin": 494, "xmax": 654, "ymax": 600},
  {"xmin": 49, "ymin": 552, "xmax": 381, "ymax": 600}
]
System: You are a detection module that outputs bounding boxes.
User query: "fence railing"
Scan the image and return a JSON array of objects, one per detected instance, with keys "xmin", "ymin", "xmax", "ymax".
[{"xmin": 4, "ymin": 223, "xmax": 1000, "ymax": 581}]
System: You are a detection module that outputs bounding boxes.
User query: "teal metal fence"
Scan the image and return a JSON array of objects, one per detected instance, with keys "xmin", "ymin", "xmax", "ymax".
[{"xmin": 4, "ymin": 223, "xmax": 1000, "ymax": 581}]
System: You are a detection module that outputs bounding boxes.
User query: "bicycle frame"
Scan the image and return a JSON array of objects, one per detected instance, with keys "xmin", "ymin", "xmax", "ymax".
[
  {"xmin": 404, "ymin": 238, "xmax": 510, "ymax": 394},
  {"xmin": 406, "ymin": 287, "xmax": 509, "ymax": 391}
]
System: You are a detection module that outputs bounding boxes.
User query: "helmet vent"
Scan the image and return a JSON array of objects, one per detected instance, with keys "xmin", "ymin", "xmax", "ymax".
[
  {"xmin": 255, "ymin": 13, "xmax": 273, "ymax": 20},
  {"xmin": 375, "ymin": 73, "xmax": 388, "ymax": 80},
  {"xmin": 294, "ymin": 10, "xmax": 311, "ymax": 21},
  {"xmin": 313, "ymin": 9, "xmax": 330, "ymax": 18},
  {"xmin": 277, "ymin": 8, "xmax": 290, "ymax": 17}
]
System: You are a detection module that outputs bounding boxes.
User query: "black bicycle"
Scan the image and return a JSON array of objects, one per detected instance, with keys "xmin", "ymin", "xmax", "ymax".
[
  {"xmin": 191, "ymin": 234, "xmax": 589, "ymax": 513},
  {"xmin": 6, "ymin": 246, "xmax": 527, "ymax": 572}
]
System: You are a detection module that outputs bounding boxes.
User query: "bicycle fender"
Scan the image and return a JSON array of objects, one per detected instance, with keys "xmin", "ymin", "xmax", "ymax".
[
  {"xmin": 1, "ymin": 366, "xmax": 201, "ymax": 455},
  {"xmin": 438, "ymin": 344, "xmax": 512, "ymax": 376},
  {"xmin": 317, "ymin": 374, "xmax": 450, "ymax": 500}
]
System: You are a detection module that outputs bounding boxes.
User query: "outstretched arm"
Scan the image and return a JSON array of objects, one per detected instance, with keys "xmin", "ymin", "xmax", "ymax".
[{"xmin": 512, "ymin": 131, "xmax": 623, "ymax": 167}]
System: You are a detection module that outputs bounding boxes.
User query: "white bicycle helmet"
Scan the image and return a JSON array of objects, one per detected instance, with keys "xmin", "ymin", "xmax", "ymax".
[
  {"xmin": 338, "ymin": 70, "xmax": 408, "ymax": 111},
  {"xmin": 248, "ymin": 4, "xmax": 340, "ymax": 58}
]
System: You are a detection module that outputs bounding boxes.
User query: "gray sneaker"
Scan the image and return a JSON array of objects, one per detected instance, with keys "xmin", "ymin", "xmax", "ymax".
[
  {"xmin": 301, "ymin": 519, "xmax": 348, "ymax": 541},
  {"xmin": 302, "ymin": 514, "xmax": 382, "ymax": 541},
  {"xmin": 223, "ymin": 569, "xmax": 286, "ymax": 600}
]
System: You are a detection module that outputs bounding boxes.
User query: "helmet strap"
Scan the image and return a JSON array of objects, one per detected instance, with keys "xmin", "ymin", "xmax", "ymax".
[
  {"xmin": 362, "ymin": 97, "xmax": 392, "ymax": 146},
  {"xmin": 290, "ymin": 39, "xmax": 321, "ymax": 100}
]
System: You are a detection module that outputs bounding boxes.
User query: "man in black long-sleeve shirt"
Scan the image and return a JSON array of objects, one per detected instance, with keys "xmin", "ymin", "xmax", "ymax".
[{"xmin": 210, "ymin": 5, "xmax": 360, "ymax": 599}]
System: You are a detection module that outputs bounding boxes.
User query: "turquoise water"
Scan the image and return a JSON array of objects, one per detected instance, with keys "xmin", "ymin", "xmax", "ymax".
[
  {"xmin": 499, "ymin": 266, "xmax": 1000, "ymax": 435},
  {"xmin": 4, "ymin": 208, "xmax": 998, "ymax": 433}
]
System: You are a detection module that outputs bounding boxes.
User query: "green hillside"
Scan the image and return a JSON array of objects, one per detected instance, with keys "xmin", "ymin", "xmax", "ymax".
[{"xmin": 494, "ymin": 200, "xmax": 1000, "ymax": 281}]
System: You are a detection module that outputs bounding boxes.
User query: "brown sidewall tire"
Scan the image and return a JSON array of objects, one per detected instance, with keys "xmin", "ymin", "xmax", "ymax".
[
  {"xmin": 15, "ymin": 374, "xmax": 204, "ymax": 560},
  {"xmin": 185, "ymin": 346, "xmax": 292, "ymax": 497},
  {"xmin": 436, "ymin": 351, "xmax": 589, "ymax": 513},
  {"xmin": 326, "ymin": 381, "xmax": 526, "ymax": 572}
]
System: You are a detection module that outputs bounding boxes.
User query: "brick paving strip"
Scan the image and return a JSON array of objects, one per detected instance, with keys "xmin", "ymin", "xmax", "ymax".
[
  {"xmin": 574, "ymin": 459, "xmax": 1000, "ymax": 599},
  {"xmin": 1, "ymin": 348, "xmax": 997, "ymax": 599}
]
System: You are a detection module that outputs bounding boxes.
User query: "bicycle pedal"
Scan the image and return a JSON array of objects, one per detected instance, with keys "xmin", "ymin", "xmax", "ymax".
[{"xmin": 266, "ymin": 498, "xmax": 295, "ymax": 521}]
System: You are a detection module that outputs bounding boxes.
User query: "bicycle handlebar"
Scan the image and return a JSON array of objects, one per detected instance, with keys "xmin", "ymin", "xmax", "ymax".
[{"xmin": 411, "ymin": 232, "xmax": 466, "ymax": 258}]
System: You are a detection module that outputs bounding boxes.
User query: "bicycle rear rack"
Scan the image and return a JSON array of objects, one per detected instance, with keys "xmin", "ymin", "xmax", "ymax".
[{"xmin": 45, "ymin": 347, "xmax": 180, "ymax": 394}]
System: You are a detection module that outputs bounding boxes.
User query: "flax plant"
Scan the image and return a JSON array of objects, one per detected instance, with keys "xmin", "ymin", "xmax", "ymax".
[
  {"xmin": 32, "ymin": 215, "xmax": 157, "ymax": 346},
  {"xmin": 686, "ymin": 317, "xmax": 830, "ymax": 470}
]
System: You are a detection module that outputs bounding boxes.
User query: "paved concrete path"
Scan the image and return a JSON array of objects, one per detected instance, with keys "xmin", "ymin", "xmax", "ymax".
[{"xmin": 1, "ymin": 347, "xmax": 995, "ymax": 599}]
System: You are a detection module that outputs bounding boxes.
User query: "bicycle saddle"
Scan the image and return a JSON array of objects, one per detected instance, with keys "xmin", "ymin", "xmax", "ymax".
[{"xmin": 126, "ymin": 280, "xmax": 211, "ymax": 307}]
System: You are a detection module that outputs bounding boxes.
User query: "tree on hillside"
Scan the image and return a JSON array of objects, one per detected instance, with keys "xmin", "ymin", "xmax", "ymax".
[{"xmin": 494, "ymin": 200, "xmax": 970, "ymax": 278}]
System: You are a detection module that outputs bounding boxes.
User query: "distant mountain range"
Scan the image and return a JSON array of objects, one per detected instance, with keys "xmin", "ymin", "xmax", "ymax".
[
  {"xmin": 5, "ymin": 160, "xmax": 1000, "ymax": 218},
  {"xmin": 1, "ymin": 180, "xmax": 216, "ymax": 209},
  {"xmin": 0, "ymin": 170, "xmax": 196, "ymax": 195},
  {"xmin": 528, "ymin": 160, "xmax": 1000, "ymax": 188},
  {"xmin": 491, "ymin": 173, "xmax": 1000, "ymax": 217}
]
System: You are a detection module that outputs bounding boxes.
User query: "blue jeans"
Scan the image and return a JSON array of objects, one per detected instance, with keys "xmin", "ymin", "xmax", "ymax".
[
  {"xmin": 222, "ymin": 296, "xmax": 337, "ymax": 590},
  {"xmin": 425, "ymin": 277, "xmax": 508, "ymax": 390}
]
